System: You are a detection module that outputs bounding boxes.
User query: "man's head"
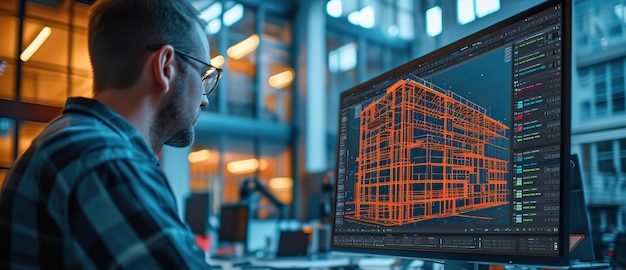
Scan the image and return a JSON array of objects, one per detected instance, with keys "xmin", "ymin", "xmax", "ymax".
[{"xmin": 89, "ymin": 0, "xmax": 213, "ymax": 150}]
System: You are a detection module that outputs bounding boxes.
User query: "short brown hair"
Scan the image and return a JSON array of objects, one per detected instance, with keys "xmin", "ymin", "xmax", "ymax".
[{"xmin": 88, "ymin": 0, "xmax": 206, "ymax": 92}]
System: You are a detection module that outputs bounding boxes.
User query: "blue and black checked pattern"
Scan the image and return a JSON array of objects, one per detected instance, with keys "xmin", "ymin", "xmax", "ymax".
[{"xmin": 0, "ymin": 97, "xmax": 210, "ymax": 269}]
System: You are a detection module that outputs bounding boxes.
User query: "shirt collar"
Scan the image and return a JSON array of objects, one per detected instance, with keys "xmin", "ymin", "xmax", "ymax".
[{"xmin": 62, "ymin": 97, "xmax": 160, "ymax": 166}]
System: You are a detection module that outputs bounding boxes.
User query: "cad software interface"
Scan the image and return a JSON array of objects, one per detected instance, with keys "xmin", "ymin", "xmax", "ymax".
[{"xmin": 333, "ymin": 3, "xmax": 564, "ymax": 256}]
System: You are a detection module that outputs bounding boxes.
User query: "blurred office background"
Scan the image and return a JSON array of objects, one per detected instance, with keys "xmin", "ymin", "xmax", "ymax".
[{"xmin": 0, "ymin": 0, "xmax": 625, "ymax": 259}]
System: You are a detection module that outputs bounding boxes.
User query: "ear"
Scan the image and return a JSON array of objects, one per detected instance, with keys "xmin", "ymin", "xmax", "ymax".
[{"xmin": 151, "ymin": 45, "xmax": 177, "ymax": 94}]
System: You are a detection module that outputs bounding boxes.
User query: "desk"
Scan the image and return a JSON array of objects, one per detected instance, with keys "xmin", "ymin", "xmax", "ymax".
[
  {"xmin": 208, "ymin": 256, "xmax": 613, "ymax": 270},
  {"xmin": 208, "ymin": 255, "xmax": 352, "ymax": 269}
]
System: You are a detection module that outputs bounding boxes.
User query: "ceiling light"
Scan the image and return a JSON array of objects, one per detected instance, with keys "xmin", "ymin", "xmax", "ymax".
[
  {"xmin": 268, "ymin": 70, "xmax": 294, "ymax": 89},
  {"xmin": 224, "ymin": 3, "xmax": 244, "ymax": 26},
  {"xmin": 199, "ymin": 2, "xmax": 222, "ymax": 22},
  {"xmin": 188, "ymin": 149, "xmax": 211, "ymax": 163},
  {"xmin": 269, "ymin": 177, "xmax": 293, "ymax": 189},
  {"xmin": 20, "ymin": 27, "xmax": 52, "ymax": 62},
  {"xmin": 207, "ymin": 18, "xmax": 222, "ymax": 34},
  {"xmin": 211, "ymin": 55, "xmax": 225, "ymax": 68},
  {"xmin": 326, "ymin": 0, "xmax": 342, "ymax": 18},
  {"xmin": 227, "ymin": 158, "xmax": 268, "ymax": 174},
  {"xmin": 227, "ymin": 34, "xmax": 259, "ymax": 60}
]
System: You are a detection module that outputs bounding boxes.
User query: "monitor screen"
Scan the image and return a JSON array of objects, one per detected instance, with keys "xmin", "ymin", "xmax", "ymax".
[
  {"xmin": 218, "ymin": 204, "xmax": 249, "ymax": 243},
  {"xmin": 184, "ymin": 193, "xmax": 210, "ymax": 235},
  {"xmin": 331, "ymin": 0, "xmax": 571, "ymax": 266}
]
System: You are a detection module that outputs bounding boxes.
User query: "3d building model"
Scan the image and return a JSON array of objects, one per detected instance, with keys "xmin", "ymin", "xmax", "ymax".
[{"xmin": 353, "ymin": 75, "xmax": 510, "ymax": 226}]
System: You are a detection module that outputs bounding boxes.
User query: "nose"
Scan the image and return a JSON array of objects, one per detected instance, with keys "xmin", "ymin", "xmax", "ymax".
[{"xmin": 200, "ymin": 94, "xmax": 209, "ymax": 109}]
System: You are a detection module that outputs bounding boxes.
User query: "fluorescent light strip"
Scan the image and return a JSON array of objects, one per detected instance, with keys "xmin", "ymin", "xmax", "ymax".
[
  {"xmin": 188, "ymin": 149, "xmax": 211, "ymax": 163},
  {"xmin": 269, "ymin": 177, "xmax": 293, "ymax": 189},
  {"xmin": 227, "ymin": 158, "xmax": 267, "ymax": 174},
  {"xmin": 227, "ymin": 34, "xmax": 259, "ymax": 60},
  {"xmin": 269, "ymin": 70, "xmax": 294, "ymax": 89},
  {"xmin": 20, "ymin": 27, "xmax": 52, "ymax": 62},
  {"xmin": 211, "ymin": 55, "xmax": 225, "ymax": 68}
]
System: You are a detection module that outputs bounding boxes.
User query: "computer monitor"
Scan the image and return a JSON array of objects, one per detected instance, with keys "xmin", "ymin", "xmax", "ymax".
[
  {"xmin": 218, "ymin": 204, "xmax": 249, "ymax": 244},
  {"xmin": 184, "ymin": 193, "xmax": 210, "ymax": 236},
  {"xmin": 331, "ymin": 0, "xmax": 571, "ymax": 267}
]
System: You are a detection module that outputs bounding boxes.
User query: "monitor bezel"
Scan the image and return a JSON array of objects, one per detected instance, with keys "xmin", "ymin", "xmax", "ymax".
[{"xmin": 330, "ymin": 0, "xmax": 572, "ymax": 266}]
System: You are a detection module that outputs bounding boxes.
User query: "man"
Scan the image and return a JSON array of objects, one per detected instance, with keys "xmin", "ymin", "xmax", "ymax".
[{"xmin": 0, "ymin": 0, "xmax": 221, "ymax": 268}]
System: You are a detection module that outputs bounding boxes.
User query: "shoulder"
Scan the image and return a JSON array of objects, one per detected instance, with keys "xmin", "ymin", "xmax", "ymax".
[{"xmin": 14, "ymin": 112, "xmax": 140, "ymax": 182}]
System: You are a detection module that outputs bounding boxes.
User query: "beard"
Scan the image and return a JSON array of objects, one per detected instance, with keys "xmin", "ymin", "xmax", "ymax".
[
  {"xmin": 152, "ymin": 74, "xmax": 197, "ymax": 150},
  {"xmin": 164, "ymin": 126, "xmax": 194, "ymax": 147}
]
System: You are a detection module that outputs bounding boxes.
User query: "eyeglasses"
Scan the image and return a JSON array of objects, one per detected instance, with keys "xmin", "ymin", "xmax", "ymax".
[{"xmin": 146, "ymin": 45, "xmax": 223, "ymax": 95}]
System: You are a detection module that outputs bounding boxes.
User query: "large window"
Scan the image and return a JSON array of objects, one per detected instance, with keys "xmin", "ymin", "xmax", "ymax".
[
  {"xmin": 0, "ymin": 0, "xmax": 92, "ymax": 185},
  {"xmin": 185, "ymin": 1, "xmax": 296, "ymax": 218},
  {"xmin": 189, "ymin": 138, "xmax": 292, "ymax": 219}
]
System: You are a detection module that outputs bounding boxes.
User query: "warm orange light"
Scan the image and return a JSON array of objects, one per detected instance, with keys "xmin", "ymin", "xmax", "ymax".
[
  {"xmin": 268, "ymin": 70, "xmax": 294, "ymax": 89},
  {"xmin": 188, "ymin": 149, "xmax": 211, "ymax": 163},
  {"xmin": 269, "ymin": 177, "xmax": 293, "ymax": 189},
  {"xmin": 211, "ymin": 55, "xmax": 224, "ymax": 68},
  {"xmin": 226, "ymin": 158, "xmax": 267, "ymax": 174},
  {"xmin": 227, "ymin": 34, "xmax": 259, "ymax": 60}
]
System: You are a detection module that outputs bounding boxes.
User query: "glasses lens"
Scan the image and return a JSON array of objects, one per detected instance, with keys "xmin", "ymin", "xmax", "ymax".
[{"xmin": 203, "ymin": 69, "xmax": 220, "ymax": 95}]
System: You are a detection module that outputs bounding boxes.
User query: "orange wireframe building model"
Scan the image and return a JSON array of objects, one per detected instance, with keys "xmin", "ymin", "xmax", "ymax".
[{"xmin": 352, "ymin": 75, "xmax": 510, "ymax": 226}]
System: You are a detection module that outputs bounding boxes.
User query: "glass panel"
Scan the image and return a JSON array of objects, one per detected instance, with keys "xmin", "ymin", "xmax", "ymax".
[
  {"xmin": 581, "ymin": 143, "xmax": 591, "ymax": 171},
  {"xmin": 262, "ymin": 13, "xmax": 293, "ymax": 123},
  {"xmin": 379, "ymin": 2, "xmax": 397, "ymax": 38},
  {"xmin": 26, "ymin": 0, "xmax": 70, "ymax": 25},
  {"xmin": 578, "ymin": 67, "xmax": 590, "ymax": 90},
  {"xmin": 20, "ymin": 19, "xmax": 69, "ymax": 106},
  {"xmin": 263, "ymin": 60, "xmax": 292, "ymax": 122},
  {"xmin": 597, "ymin": 140, "xmax": 614, "ymax": 173},
  {"xmin": 70, "ymin": 74, "xmax": 92, "ymax": 98},
  {"xmin": 264, "ymin": 13, "xmax": 292, "ymax": 45},
  {"xmin": 611, "ymin": 59, "xmax": 625, "ymax": 113},
  {"xmin": 581, "ymin": 101, "xmax": 591, "ymax": 120},
  {"xmin": 227, "ymin": 59, "xmax": 255, "ymax": 117},
  {"xmin": 0, "ymin": 15, "xmax": 18, "ymax": 100},
  {"xmin": 189, "ymin": 146, "xmax": 219, "ymax": 193},
  {"xmin": 21, "ymin": 66, "xmax": 67, "ymax": 106},
  {"xmin": 0, "ymin": 0, "xmax": 17, "ymax": 12},
  {"xmin": 70, "ymin": 31, "xmax": 92, "ymax": 98},
  {"xmin": 594, "ymin": 64, "xmax": 607, "ymax": 116},
  {"xmin": 398, "ymin": 10, "xmax": 414, "ymax": 40},
  {"xmin": 0, "ymin": 118, "xmax": 15, "ymax": 168},
  {"xmin": 366, "ymin": 42, "xmax": 383, "ymax": 80},
  {"xmin": 619, "ymin": 139, "xmax": 626, "ymax": 173},
  {"xmin": 72, "ymin": 2, "xmax": 91, "ymax": 28},
  {"xmin": 18, "ymin": 121, "xmax": 46, "ymax": 157},
  {"xmin": 258, "ymin": 141, "xmax": 292, "ymax": 218},
  {"xmin": 391, "ymin": 45, "xmax": 410, "ymax": 68},
  {"xmin": 0, "ymin": 61, "xmax": 16, "ymax": 100},
  {"xmin": 326, "ymin": 32, "xmax": 357, "ymax": 133},
  {"xmin": 226, "ymin": 6, "xmax": 256, "ymax": 118},
  {"xmin": 223, "ymin": 138, "xmax": 254, "ymax": 204}
]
